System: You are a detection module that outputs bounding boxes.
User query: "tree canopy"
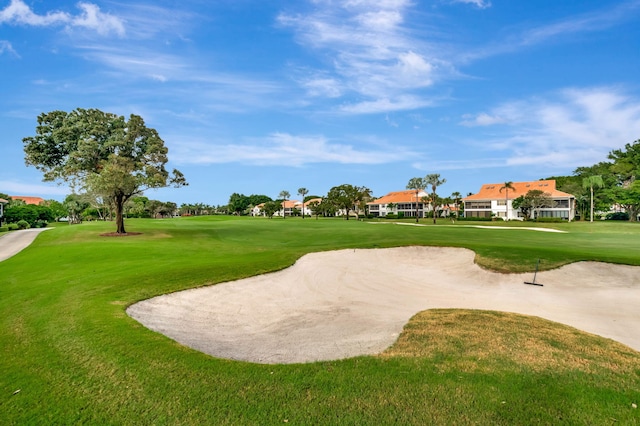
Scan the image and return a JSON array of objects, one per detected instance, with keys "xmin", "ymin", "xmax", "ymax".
[
  {"xmin": 406, "ymin": 177, "xmax": 425, "ymax": 222},
  {"xmin": 23, "ymin": 108, "xmax": 187, "ymax": 233},
  {"xmin": 325, "ymin": 184, "xmax": 370, "ymax": 220}
]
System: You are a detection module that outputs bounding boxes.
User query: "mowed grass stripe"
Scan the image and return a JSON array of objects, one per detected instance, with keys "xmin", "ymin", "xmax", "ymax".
[{"xmin": 0, "ymin": 216, "xmax": 639, "ymax": 424}]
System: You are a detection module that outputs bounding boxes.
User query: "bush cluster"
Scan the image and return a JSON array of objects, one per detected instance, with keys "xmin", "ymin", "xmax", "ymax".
[
  {"xmin": 4, "ymin": 204, "xmax": 53, "ymax": 228},
  {"xmin": 16, "ymin": 220, "xmax": 30, "ymax": 230},
  {"xmin": 534, "ymin": 217, "xmax": 564, "ymax": 223},
  {"xmin": 605, "ymin": 212, "xmax": 629, "ymax": 221}
]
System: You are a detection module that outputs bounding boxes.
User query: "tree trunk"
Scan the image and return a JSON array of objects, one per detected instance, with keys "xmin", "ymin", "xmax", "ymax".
[
  {"xmin": 590, "ymin": 186, "xmax": 594, "ymax": 223},
  {"xmin": 505, "ymin": 189, "xmax": 509, "ymax": 221},
  {"xmin": 115, "ymin": 194, "xmax": 126, "ymax": 234}
]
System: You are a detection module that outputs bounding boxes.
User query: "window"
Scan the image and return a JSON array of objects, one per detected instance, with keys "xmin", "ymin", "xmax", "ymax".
[
  {"xmin": 465, "ymin": 210, "xmax": 491, "ymax": 218},
  {"xmin": 538, "ymin": 210, "xmax": 568, "ymax": 219},
  {"xmin": 465, "ymin": 201, "xmax": 491, "ymax": 209}
]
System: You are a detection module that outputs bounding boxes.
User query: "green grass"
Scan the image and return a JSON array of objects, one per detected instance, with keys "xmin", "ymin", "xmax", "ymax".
[{"xmin": 1, "ymin": 216, "xmax": 639, "ymax": 424}]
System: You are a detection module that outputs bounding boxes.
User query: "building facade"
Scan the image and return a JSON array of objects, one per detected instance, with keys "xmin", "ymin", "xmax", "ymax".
[
  {"xmin": 367, "ymin": 189, "xmax": 430, "ymax": 218},
  {"xmin": 463, "ymin": 180, "xmax": 575, "ymax": 220}
]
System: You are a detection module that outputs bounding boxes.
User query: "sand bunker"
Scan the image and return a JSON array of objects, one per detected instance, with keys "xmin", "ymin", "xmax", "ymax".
[{"xmin": 127, "ymin": 247, "xmax": 640, "ymax": 364}]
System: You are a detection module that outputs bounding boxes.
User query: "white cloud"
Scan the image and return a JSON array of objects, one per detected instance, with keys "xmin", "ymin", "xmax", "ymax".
[
  {"xmin": 0, "ymin": 0, "xmax": 68, "ymax": 26},
  {"xmin": 0, "ymin": 180, "xmax": 69, "ymax": 197},
  {"xmin": 0, "ymin": 0, "xmax": 125, "ymax": 36},
  {"xmin": 451, "ymin": 0, "xmax": 491, "ymax": 9},
  {"xmin": 72, "ymin": 3, "xmax": 125, "ymax": 37},
  {"xmin": 278, "ymin": 0, "xmax": 446, "ymax": 113},
  {"xmin": 0, "ymin": 40, "xmax": 18, "ymax": 56},
  {"xmin": 460, "ymin": 112, "xmax": 505, "ymax": 126},
  {"xmin": 463, "ymin": 87, "xmax": 640, "ymax": 169},
  {"xmin": 299, "ymin": 73, "xmax": 343, "ymax": 98},
  {"xmin": 466, "ymin": 1, "xmax": 640, "ymax": 61},
  {"xmin": 171, "ymin": 132, "xmax": 413, "ymax": 166},
  {"xmin": 340, "ymin": 95, "xmax": 433, "ymax": 114}
]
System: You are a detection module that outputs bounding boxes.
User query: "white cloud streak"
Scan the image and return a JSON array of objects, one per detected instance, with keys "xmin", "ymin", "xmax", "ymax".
[
  {"xmin": 171, "ymin": 132, "xmax": 413, "ymax": 166},
  {"xmin": 450, "ymin": 0, "xmax": 491, "ymax": 9},
  {"xmin": 0, "ymin": 0, "xmax": 125, "ymax": 36},
  {"xmin": 461, "ymin": 87, "xmax": 640, "ymax": 169},
  {"xmin": 0, "ymin": 39, "xmax": 18, "ymax": 56},
  {"xmin": 0, "ymin": 180, "xmax": 69, "ymax": 196},
  {"xmin": 466, "ymin": 1, "xmax": 640, "ymax": 61}
]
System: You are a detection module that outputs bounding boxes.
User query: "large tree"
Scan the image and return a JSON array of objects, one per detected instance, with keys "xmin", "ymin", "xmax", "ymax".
[
  {"xmin": 425, "ymin": 173, "xmax": 446, "ymax": 224},
  {"xmin": 406, "ymin": 177, "xmax": 425, "ymax": 222},
  {"xmin": 23, "ymin": 109, "xmax": 187, "ymax": 234},
  {"xmin": 228, "ymin": 193, "xmax": 251, "ymax": 215},
  {"xmin": 325, "ymin": 184, "xmax": 369, "ymax": 220},
  {"xmin": 512, "ymin": 190, "xmax": 553, "ymax": 220}
]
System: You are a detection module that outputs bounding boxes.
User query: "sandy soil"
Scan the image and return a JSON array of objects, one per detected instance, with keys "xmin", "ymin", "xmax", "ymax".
[{"xmin": 127, "ymin": 246, "xmax": 640, "ymax": 364}]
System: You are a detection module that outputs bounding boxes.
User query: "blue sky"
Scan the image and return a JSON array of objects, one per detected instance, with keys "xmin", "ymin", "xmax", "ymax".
[{"xmin": 2, "ymin": 0, "xmax": 640, "ymax": 205}]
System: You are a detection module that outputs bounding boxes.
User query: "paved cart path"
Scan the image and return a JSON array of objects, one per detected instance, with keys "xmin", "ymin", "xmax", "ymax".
[{"xmin": 0, "ymin": 228, "xmax": 51, "ymax": 262}]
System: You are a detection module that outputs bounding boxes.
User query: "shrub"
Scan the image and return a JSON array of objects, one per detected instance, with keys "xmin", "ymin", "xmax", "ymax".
[
  {"xmin": 16, "ymin": 220, "xmax": 30, "ymax": 230},
  {"xmin": 385, "ymin": 214, "xmax": 397, "ymax": 219},
  {"xmin": 397, "ymin": 212, "xmax": 405, "ymax": 219},
  {"xmin": 457, "ymin": 217, "xmax": 492, "ymax": 221},
  {"xmin": 535, "ymin": 217, "xmax": 564, "ymax": 223},
  {"xmin": 7, "ymin": 223, "xmax": 19, "ymax": 231},
  {"xmin": 4, "ymin": 204, "xmax": 53, "ymax": 228},
  {"xmin": 0, "ymin": 226, "xmax": 8, "ymax": 233},
  {"xmin": 605, "ymin": 212, "xmax": 629, "ymax": 221}
]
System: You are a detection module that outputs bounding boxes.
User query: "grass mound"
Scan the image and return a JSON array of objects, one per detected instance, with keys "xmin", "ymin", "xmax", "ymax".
[{"xmin": 382, "ymin": 309, "xmax": 640, "ymax": 374}]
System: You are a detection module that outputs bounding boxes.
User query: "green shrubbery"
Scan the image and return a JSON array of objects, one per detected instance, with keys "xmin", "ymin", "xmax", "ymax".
[
  {"xmin": 0, "ymin": 226, "xmax": 8, "ymax": 233},
  {"xmin": 534, "ymin": 217, "xmax": 564, "ymax": 223},
  {"xmin": 605, "ymin": 212, "xmax": 629, "ymax": 221},
  {"xmin": 4, "ymin": 204, "xmax": 53, "ymax": 228},
  {"xmin": 16, "ymin": 220, "xmax": 30, "ymax": 229}
]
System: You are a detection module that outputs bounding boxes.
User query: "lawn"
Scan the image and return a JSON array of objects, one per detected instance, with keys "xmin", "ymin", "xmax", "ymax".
[{"xmin": 1, "ymin": 216, "xmax": 639, "ymax": 424}]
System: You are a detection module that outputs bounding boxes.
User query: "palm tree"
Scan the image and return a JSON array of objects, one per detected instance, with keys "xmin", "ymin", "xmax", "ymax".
[
  {"xmin": 499, "ymin": 181, "xmax": 516, "ymax": 221},
  {"xmin": 297, "ymin": 187, "xmax": 309, "ymax": 219},
  {"xmin": 279, "ymin": 190, "xmax": 290, "ymax": 219},
  {"xmin": 582, "ymin": 176, "xmax": 604, "ymax": 222},
  {"xmin": 451, "ymin": 191, "xmax": 462, "ymax": 218},
  {"xmin": 425, "ymin": 173, "xmax": 446, "ymax": 224},
  {"xmin": 406, "ymin": 177, "xmax": 425, "ymax": 222},
  {"xmin": 386, "ymin": 202, "xmax": 395, "ymax": 215}
]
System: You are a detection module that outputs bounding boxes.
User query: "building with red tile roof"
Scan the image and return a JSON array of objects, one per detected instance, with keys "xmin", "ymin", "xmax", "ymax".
[
  {"xmin": 368, "ymin": 189, "xmax": 429, "ymax": 218},
  {"xmin": 462, "ymin": 180, "xmax": 575, "ymax": 220},
  {"xmin": 9, "ymin": 196, "xmax": 46, "ymax": 205},
  {"xmin": 252, "ymin": 198, "xmax": 326, "ymax": 217}
]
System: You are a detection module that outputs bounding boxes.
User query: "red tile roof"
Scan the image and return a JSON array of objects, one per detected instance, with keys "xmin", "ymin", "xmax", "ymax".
[
  {"xmin": 463, "ymin": 180, "xmax": 573, "ymax": 201},
  {"xmin": 10, "ymin": 196, "xmax": 46, "ymax": 205},
  {"xmin": 369, "ymin": 190, "xmax": 429, "ymax": 205},
  {"xmin": 282, "ymin": 199, "xmax": 299, "ymax": 209},
  {"xmin": 303, "ymin": 198, "xmax": 322, "ymax": 207}
]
